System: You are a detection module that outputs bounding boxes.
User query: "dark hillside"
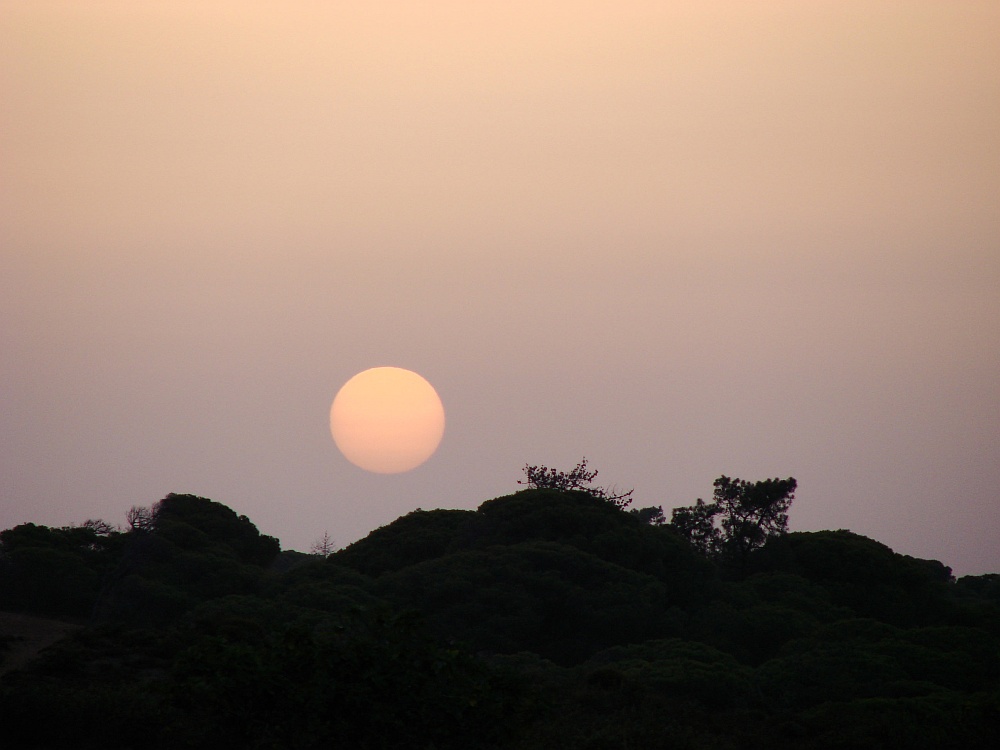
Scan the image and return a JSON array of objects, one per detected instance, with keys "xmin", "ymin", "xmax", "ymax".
[
  {"xmin": 1, "ymin": 487, "xmax": 998, "ymax": 749},
  {"xmin": 334, "ymin": 489, "xmax": 713, "ymax": 597},
  {"xmin": 94, "ymin": 494, "xmax": 280, "ymax": 626},
  {"xmin": 377, "ymin": 541, "xmax": 676, "ymax": 664},
  {"xmin": 332, "ymin": 508, "xmax": 472, "ymax": 576},
  {"xmin": 0, "ymin": 523, "xmax": 124, "ymax": 617},
  {"xmin": 460, "ymin": 489, "xmax": 713, "ymax": 588},
  {"xmin": 748, "ymin": 530, "xmax": 955, "ymax": 626},
  {"xmin": 0, "ymin": 612, "xmax": 81, "ymax": 677}
]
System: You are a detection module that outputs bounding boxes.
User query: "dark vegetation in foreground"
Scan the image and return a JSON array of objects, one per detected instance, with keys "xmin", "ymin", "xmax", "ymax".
[{"xmin": 1, "ymin": 466, "xmax": 998, "ymax": 749}]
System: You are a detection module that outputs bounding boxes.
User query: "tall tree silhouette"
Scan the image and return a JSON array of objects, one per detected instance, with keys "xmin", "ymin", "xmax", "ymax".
[{"xmin": 670, "ymin": 476, "xmax": 796, "ymax": 566}]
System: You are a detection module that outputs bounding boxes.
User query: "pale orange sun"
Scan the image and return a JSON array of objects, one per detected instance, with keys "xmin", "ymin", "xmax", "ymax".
[{"xmin": 330, "ymin": 367, "xmax": 445, "ymax": 473}]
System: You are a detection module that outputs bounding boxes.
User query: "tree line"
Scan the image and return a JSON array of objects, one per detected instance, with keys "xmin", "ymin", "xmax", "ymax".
[{"xmin": 0, "ymin": 466, "xmax": 997, "ymax": 749}]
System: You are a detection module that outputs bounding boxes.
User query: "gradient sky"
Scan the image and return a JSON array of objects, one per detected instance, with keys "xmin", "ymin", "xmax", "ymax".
[{"xmin": 3, "ymin": 1, "xmax": 998, "ymax": 575}]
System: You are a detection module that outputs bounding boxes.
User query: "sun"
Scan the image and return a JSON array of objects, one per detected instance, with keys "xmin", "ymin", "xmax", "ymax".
[{"xmin": 330, "ymin": 367, "xmax": 445, "ymax": 474}]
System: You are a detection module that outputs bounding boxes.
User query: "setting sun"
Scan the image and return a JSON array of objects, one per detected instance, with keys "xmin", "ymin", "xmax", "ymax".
[{"xmin": 330, "ymin": 367, "xmax": 445, "ymax": 474}]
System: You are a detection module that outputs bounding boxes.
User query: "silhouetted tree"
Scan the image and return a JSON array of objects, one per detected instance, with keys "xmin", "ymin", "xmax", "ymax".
[
  {"xmin": 629, "ymin": 506, "xmax": 667, "ymax": 525},
  {"xmin": 714, "ymin": 475, "xmax": 795, "ymax": 563},
  {"xmin": 669, "ymin": 498, "xmax": 721, "ymax": 556},
  {"xmin": 125, "ymin": 505, "xmax": 154, "ymax": 532},
  {"xmin": 519, "ymin": 458, "xmax": 634, "ymax": 509},
  {"xmin": 670, "ymin": 476, "xmax": 796, "ymax": 566},
  {"xmin": 81, "ymin": 519, "xmax": 117, "ymax": 536},
  {"xmin": 310, "ymin": 531, "xmax": 336, "ymax": 557},
  {"xmin": 94, "ymin": 495, "xmax": 281, "ymax": 626}
]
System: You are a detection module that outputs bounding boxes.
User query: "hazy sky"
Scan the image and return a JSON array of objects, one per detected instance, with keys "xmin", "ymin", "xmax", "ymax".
[{"xmin": 3, "ymin": 1, "xmax": 998, "ymax": 575}]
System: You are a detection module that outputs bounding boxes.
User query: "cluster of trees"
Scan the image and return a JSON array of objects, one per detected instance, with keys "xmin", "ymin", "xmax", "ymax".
[
  {"xmin": 669, "ymin": 475, "xmax": 797, "ymax": 567},
  {"xmin": 1, "ymin": 469, "xmax": 998, "ymax": 748},
  {"xmin": 0, "ymin": 494, "xmax": 279, "ymax": 626}
]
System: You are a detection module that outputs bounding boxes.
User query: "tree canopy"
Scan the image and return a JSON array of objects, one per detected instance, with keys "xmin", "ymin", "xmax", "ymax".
[
  {"xmin": 519, "ymin": 458, "xmax": 634, "ymax": 509},
  {"xmin": 670, "ymin": 475, "xmax": 797, "ymax": 567},
  {"xmin": 1, "ymin": 476, "xmax": 997, "ymax": 750}
]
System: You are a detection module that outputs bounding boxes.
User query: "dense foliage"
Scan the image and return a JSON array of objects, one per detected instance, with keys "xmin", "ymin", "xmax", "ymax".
[
  {"xmin": 519, "ymin": 458, "xmax": 635, "ymax": 509},
  {"xmin": 670, "ymin": 475, "xmax": 797, "ymax": 568},
  {"xmin": 1, "ymin": 483, "xmax": 998, "ymax": 748}
]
